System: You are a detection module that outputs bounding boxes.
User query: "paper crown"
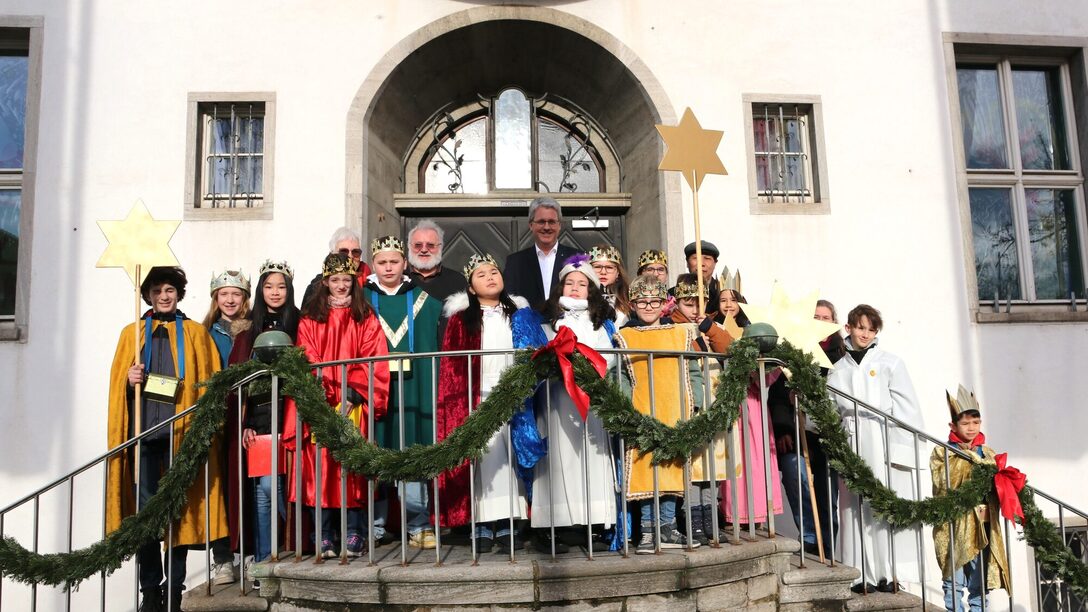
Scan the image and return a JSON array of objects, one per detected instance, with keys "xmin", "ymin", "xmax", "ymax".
[
  {"xmin": 210, "ymin": 269, "xmax": 250, "ymax": 296},
  {"xmin": 258, "ymin": 259, "xmax": 294, "ymax": 279},
  {"xmin": 558, "ymin": 253, "xmax": 600, "ymax": 287},
  {"xmin": 322, "ymin": 253, "xmax": 359, "ymax": 278},
  {"xmin": 589, "ymin": 245, "xmax": 622, "ymax": 265},
  {"xmin": 463, "ymin": 252, "xmax": 500, "ymax": 281},
  {"xmin": 720, "ymin": 266, "xmax": 742, "ymax": 294},
  {"xmin": 672, "ymin": 277, "xmax": 708, "ymax": 300},
  {"xmin": 370, "ymin": 235, "xmax": 405, "ymax": 257},
  {"xmin": 637, "ymin": 249, "xmax": 668, "ymax": 270},
  {"xmin": 628, "ymin": 274, "xmax": 668, "ymax": 301},
  {"xmin": 947, "ymin": 385, "xmax": 981, "ymax": 421}
]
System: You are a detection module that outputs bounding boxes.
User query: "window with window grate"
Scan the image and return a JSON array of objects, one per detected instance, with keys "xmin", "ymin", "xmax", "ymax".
[{"xmin": 742, "ymin": 95, "xmax": 830, "ymax": 214}]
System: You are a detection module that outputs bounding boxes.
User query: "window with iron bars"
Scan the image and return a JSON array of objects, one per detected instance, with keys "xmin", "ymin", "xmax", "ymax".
[
  {"xmin": 752, "ymin": 103, "xmax": 817, "ymax": 204},
  {"xmin": 198, "ymin": 102, "xmax": 265, "ymax": 208}
]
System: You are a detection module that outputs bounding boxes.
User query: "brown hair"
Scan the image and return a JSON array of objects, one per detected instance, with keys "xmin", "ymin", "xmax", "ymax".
[
  {"xmin": 300, "ymin": 274, "xmax": 372, "ymax": 323},
  {"xmin": 816, "ymin": 299, "xmax": 838, "ymax": 322},
  {"xmin": 846, "ymin": 304, "xmax": 883, "ymax": 331}
]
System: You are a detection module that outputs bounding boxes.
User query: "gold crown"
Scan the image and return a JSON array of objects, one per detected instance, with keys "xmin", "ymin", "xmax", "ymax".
[
  {"xmin": 673, "ymin": 278, "xmax": 708, "ymax": 300},
  {"xmin": 720, "ymin": 266, "xmax": 742, "ymax": 294},
  {"xmin": 637, "ymin": 249, "xmax": 668, "ymax": 270},
  {"xmin": 258, "ymin": 259, "xmax": 293, "ymax": 279},
  {"xmin": 946, "ymin": 385, "xmax": 981, "ymax": 421},
  {"xmin": 322, "ymin": 253, "xmax": 359, "ymax": 278},
  {"xmin": 210, "ymin": 269, "xmax": 250, "ymax": 296},
  {"xmin": 463, "ymin": 252, "xmax": 500, "ymax": 281},
  {"xmin": 628, "ymin": 274, "xmax": 668, "ymax": 301},
  {"xmin": 589, "ymin": 245, "xmax": 622, "ymax": 265},
  {"xmin": 370, "ymin": 235, "xmax": 405, "ymax": 257}
]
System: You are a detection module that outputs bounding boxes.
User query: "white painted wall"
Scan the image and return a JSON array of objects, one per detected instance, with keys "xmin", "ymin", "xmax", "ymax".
[{"xmin": 0, "ymin": 1, "xmax": 1085, "ymax": 608}]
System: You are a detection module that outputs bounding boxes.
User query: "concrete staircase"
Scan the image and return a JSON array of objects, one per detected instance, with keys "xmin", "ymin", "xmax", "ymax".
[{"xmin": 181, "ymin": 537, "xmax": 937, "ymax": 611}]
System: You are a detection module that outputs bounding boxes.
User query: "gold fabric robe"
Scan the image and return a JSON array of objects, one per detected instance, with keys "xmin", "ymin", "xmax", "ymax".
[
  {"xmin": 930, "ymin": 444, "xmax": 1012, "ymax": 594},
  {"xmin": 106, "ymin": 317, "xmax": 228, "ymax": 547},
  {"xmin": 616, "ymin": 325, "xmax": 693, "ymax": 499}
]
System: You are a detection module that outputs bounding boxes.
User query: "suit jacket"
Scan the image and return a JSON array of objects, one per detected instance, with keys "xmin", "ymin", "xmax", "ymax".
[{"xmin": 503, "ymin": 242, "xmax": 580, "ymax": 310}]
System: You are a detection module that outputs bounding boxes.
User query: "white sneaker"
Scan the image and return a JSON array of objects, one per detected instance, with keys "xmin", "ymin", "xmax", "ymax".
[{"xmin": 212, "ymin": 561, "xmax": 238, "ymax": 586}]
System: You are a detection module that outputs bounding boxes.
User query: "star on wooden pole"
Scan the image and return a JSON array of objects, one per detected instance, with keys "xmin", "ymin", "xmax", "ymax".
[
  {"xmin": 742, "ymin": 283, "xmax": 842, "ymax": 369},
  {"xmin": 656, "ymin": 108, "xmax": 729, "ymax": 313},
  {"xmin": 96, "ymin": 200, "xmax": 181, "ymax": 285}
]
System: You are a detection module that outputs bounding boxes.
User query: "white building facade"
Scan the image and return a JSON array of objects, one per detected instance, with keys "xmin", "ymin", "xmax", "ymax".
[{"xmin": 0, "ymin": 0, "xmax": 1086, "ymax": 608}]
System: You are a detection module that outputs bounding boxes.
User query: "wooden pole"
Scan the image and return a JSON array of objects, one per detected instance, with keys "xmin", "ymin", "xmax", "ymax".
[
  {"xmin": 691, "ymin": 170, "xmax": 706, "ymax": 315},
  {"xmin": 133, "ymin": 264, "xmax": 142, "ymax": 481},
  {"xmin": 798, "ymin": 411, "xmax": 826, "ymax": 563}
]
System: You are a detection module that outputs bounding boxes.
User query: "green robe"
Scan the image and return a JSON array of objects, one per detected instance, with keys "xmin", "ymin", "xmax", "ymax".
[{"xmin": 367, "ymin": 281, "xmax": 443, "ymax": 449}]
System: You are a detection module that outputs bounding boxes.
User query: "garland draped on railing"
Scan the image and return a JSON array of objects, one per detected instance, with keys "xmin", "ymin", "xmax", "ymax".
[{"xmin": 0, "ymin": 340, "xmax": 1085, "ymax": 596}]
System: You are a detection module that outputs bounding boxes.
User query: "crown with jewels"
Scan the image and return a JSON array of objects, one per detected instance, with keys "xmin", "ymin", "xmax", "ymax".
[
  {"xmin": 946, "ymin": 384, "xmax": 981, "ymax": 421},
  {"xmin": 628, "ymin": 274, "xmax": 668, "ymax": 301},
  {"xmin": 463, "ymin": 252, "xmax": 500, "ymax": 281},
  {"xmin": 258, "ymin": 259, "xmax": 294, "ymax": 279},
  {"xmin": 322, "ymin": 252, "xmax": 359, "ymax": 278},
  {"xmin": 637, "ymin": 249, "xmax": 668, "ymax": 270},
  {"xmin": 720, "ymin": 266, "xmax": 742, "ymax": 294},
  {"xmin": 672, "ymin": 277, "xmax": 708, "ymax": 300},
  {"xmin": 370, "ymin": 235, "xmax": 405, "ymax": 257},
  {"xmin": 209, "ymin": 269, "xmax": 250, "ymax": 296},
  {"xmin": 589, "ymin": 245, "xmax": 622, "ymax": 265}
]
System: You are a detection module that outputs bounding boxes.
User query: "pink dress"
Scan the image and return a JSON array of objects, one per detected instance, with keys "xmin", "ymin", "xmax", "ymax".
[{"xmin": 721, "ymin": 370, "xmax": 783, "ymax": 523}]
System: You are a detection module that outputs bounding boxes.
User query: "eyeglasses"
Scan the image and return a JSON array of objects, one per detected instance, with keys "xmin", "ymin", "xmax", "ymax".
[
  {"xmin": 531, "ymin": 219, "xmax": 560, "ymax": 227},
  {"xmin": 411, "ymin": 242, "xmax": 441, "ymax": 251},
  {"xmin": 634, "ymin": 299, "xmax": 664, "ymax": 309},
  {"xmin": 642, "ymin": 265, "xmax": 667, "ymax": 274},
  {"xmin": 338, "ymin": 248, "xmax": 363, "ymax": 258}
]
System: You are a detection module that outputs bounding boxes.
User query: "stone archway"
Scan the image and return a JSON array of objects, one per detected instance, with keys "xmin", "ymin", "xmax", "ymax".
[{"xmin": 345, "ymin": 6, "xmax": 683, "ymax": 265}]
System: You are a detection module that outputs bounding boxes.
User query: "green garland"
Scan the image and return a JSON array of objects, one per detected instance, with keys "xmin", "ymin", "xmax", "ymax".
[{"xmin": 0, "ymin": 340, "xmax": 1085, "ymax": 597}]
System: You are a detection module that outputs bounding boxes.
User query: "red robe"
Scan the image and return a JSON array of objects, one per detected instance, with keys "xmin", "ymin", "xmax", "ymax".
[
  {"xmin": 434, "ymin": 310, "xmax": 481, "ymax": 527},
  {"xmin": 283, "ymin": 308, "xmax": 390, "ymax": 508}
]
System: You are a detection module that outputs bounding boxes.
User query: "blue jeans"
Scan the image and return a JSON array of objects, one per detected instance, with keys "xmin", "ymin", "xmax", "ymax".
[
  {"xmin": 251, "ymin": 475, "xmax": 285, "ymax": 562},
  {"xmin": 943, "ymin": 554, "xmax": 987, "ymax": 612},
  {"xmin": 638, "ymin": 496, "xmax": 677, "ymax": 526},
  {"xmin": 317, "ymin": 507, "xmax": 365, "ymax": 543},
  {"xmin": 474, "ymin": 522, "xmax": 513, "ymax": 539},
  {"xmin": 779, "ymin": 431, "xmax": 838, "ymax": 550},
  {"xmin": 404, "ymin": 481, "xmax": 433, "ymax": 536},
  {"xmin": 135, "ymin": 445, "xmax": 187, "ymax": 591}
]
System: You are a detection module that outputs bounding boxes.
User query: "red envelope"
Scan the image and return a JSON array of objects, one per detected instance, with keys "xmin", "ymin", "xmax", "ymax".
[{"xmin": 247, "ymin": 434, "xmax": 287, "ymax": 477}]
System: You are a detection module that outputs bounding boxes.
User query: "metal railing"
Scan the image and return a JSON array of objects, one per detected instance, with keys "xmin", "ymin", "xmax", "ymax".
[{"xmin": 1, "ymin": 348, "xmax": 1086, "ymax": 611}]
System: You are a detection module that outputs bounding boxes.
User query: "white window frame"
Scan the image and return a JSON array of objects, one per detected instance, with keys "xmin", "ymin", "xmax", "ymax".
[
  {"xmin": 742, "ymin": 94, "xmax": 831, "ymax": 215},
  {"xmin": 0, "ymin": 17, "xmax": 43, "ymax": 342},
  {"xmin": 184, "ymin": 92, "xmax": 275, "ymax": 221},
  {"xmin": 945, "ymin": 34, "xmax": 1088, "ymax": 322}
]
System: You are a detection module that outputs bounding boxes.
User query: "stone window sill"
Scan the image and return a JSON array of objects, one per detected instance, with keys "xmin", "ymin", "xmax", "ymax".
[
  {"xmin": 0, "ymin": 321, "xmax": 24, "ymax": 342},
  {"xmin": 975, "ymin": 309, "xmax": 1088, "ymax": 324}
]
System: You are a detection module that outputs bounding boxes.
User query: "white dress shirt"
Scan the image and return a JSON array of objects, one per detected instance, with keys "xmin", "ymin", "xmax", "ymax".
[{"xmin": 535, "ymin": 243, "xmax": 557, "ymax": 300}]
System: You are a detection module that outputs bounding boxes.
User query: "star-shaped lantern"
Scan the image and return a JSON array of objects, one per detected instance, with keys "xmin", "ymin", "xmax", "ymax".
[
  {"xmin": 742, "ymin": 283, "xmax": 842, "ymax": 369},
  {"xmin": 96, "ymin": 200, "xmax": 181, "ymax": 285},
  {"xmin": 656, "ymin": 108, "xmax": 728, "ymax": 190}
]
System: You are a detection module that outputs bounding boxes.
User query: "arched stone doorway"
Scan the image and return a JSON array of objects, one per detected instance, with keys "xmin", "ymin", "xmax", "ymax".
[{"xmin": 345, "ymin": 7, "xmax": 682, "ymax": 267}]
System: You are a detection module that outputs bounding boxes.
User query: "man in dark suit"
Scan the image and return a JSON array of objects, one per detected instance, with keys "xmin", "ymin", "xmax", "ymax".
[{"xmin": 503, "ymin": 197, "xmax": 580, "ymax": 310}]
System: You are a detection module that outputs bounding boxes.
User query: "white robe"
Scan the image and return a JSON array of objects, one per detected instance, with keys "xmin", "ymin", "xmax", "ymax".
[
  {"xmin": 531, "ymin": 302, "xmax": 617, "ymax": 528},
  {"xmin": 475, "ymin": 303, "xmax": 529, "ymax": 523},
  {"xmin": 826, "ymin": 337, "xmax": 924, "ymax": 585}
]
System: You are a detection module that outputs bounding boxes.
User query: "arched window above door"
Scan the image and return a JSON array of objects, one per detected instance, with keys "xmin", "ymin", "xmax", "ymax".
[{"xmin": 406, "ymin": 88, "xmax": 619, "ymax": 195}]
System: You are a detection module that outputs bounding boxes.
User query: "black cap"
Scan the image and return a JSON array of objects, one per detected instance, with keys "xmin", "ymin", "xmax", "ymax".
[{"xmin": 684, "ymin": 240, "xmax": 719, "ymax": 259}]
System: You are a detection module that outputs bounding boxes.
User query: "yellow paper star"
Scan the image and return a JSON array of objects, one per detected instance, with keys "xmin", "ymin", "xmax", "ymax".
[
  {"xmin": 657, "ymin": 108, "xmax": 728, "ymax": 190},
  {"xmin": 742, "ymin": 283, "xmax": 842, "ymax": 369},
  {"xmin": 96, "ymin": 200, "xmax": 181, "ymax": 285},
  {"xmin": 721, "ymin": 315, "xmax": 743, "ymax": 341}
]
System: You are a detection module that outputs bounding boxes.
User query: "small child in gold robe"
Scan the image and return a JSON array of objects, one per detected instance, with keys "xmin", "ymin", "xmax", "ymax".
[{"xmin": 931, "ymin": 386, "xmax": 1011, "ymax": 612}]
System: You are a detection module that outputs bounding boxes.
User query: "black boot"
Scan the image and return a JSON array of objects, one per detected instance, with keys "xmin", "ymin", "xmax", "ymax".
[
  {"xmin": 689, "ymin": 505, "xmax": 709, "ymax": 546},
  {"xmin": 701, "ymin": 505, "xmax": 717, "ymax": 543},
  {"xmin": 164, "ymin": 586, "xmax": 183, "ymax": 611},
  {"xmin": 137, "ymin": 588, "xmax": 163, "ymax": 612}
]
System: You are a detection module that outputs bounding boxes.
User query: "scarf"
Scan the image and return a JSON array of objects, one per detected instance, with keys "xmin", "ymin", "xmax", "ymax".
[
  {"xmin": 948, "ymin": 430, "xmax": 986, "ymax": 449},
  {"xmin": 328, "ymin": 294, "xmax": 352, "ymax": 309}
]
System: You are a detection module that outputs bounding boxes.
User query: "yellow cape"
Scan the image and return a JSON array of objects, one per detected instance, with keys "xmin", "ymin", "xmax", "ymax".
[{"xmin": 106, "ymin": 317, "xmax": 227, "ymax": 547}]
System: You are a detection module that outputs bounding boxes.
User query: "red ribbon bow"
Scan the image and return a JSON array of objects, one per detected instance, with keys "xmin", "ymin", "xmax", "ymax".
[
  {"xmin": 532, "ymin": 326, "xmax": 608, "ymax": 420},
  {"xmin": 993, "ymin": 453, "xmax": 1027, "ymax": 522}
]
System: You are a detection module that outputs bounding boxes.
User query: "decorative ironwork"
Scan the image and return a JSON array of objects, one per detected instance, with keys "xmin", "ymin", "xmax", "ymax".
[
  {"xmin": 425, "ymin": 112, "xmax": 465, "ymax": 194},
  {"xmin": 557, "ymin": 112, "xmax": 597, "ymax": 193}
]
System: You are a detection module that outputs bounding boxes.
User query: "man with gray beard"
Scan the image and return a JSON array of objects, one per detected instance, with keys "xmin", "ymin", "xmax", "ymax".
[{"xmin": 405, "ymin": 219, "xmax": 466, "ymax": 303}]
